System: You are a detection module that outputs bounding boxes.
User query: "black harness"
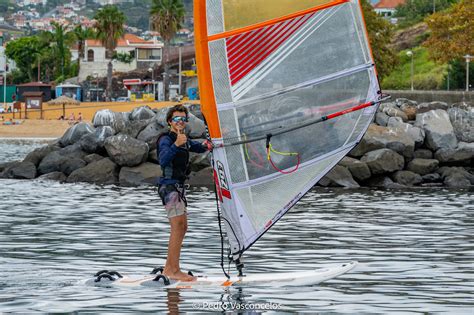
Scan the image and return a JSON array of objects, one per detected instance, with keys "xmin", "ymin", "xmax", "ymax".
[{"xmin": 157, "ymin": 131, "xmax": 191, "ymax": 183}]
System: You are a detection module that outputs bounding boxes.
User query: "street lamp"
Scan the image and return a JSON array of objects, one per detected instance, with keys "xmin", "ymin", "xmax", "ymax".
[
  {"xmin": 93, "ymin": 72, "xmax": 99, "ymax": 102},
  {"xmin": 148, "ymin": 67, "xmax": 155, "ymax": 100},
  {"xmin": 406, "ymin": 50, "xmax": 414, "ymax": 91},
  {"xmin": 464, "ymin": 54, "xmax": 471, "ymax": 92}
]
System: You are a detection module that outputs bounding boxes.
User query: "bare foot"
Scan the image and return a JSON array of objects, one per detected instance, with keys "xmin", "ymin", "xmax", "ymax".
[{"xmin": 163, "ymin": 269, "xmax": 197, "ymax": 282}]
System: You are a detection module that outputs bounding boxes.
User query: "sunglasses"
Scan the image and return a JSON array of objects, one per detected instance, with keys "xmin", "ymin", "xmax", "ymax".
[{"xmin": 171, "ymin": 116, "xmax": 188, "ymax": 123}]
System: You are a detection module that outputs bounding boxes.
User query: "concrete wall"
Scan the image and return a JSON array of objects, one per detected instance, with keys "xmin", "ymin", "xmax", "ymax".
[{"xmin": 384, "ymin": 90, "xmax": 474, "ymax": 104}]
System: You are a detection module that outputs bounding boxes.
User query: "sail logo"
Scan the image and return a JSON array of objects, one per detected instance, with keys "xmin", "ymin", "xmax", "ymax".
[{"xmin": 216, "ymin": 161, "xmax": 231, "ymax": 200}]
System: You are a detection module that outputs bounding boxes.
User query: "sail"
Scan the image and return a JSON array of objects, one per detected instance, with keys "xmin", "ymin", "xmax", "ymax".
[{"xmin": 195, "ymin": 0, "xmax": 381, "ymax": 258}]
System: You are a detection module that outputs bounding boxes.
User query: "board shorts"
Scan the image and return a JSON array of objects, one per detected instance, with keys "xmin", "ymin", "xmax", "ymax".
[{"xmin": 158, "ymin": 184, "xmax": 188, "ymax": 218}]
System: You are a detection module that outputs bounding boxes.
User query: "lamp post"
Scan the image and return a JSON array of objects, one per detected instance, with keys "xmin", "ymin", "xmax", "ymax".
[
  {"xmin": 178, "ymin": 45, "xmax": 182, "ymax": 96},
  {"xmin": 2, "ymin": 52, "xmax": 6, "ymax": 110},
  {"xmin": 93, "ymin": 72, "xmax": 99, "ymax": 102},
  {"xmin": 406, "ymin": 50, "xmax": 414, "ymax": 91},
  {"xmin": 148, "ymin": 67, "xmax": 155, "ymax": 100},
  {"xmin": 464, "ymin": 54, "xmax": 472, "ymax": 92}
]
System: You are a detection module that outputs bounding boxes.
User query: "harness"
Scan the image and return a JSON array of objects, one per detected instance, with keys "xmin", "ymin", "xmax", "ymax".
[{"xmin": 157, "ymin": 131, "xmax": 191, "ymax": 183}]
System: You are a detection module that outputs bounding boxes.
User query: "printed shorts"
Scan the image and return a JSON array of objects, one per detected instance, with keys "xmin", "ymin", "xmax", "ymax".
[{"xmin": 158, "ymin": 184, "xmax": 187, "ymax": 218}]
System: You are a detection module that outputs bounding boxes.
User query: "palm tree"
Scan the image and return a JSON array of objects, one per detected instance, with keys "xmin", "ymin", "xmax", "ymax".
[
  {"xmin": 94, "ymin": 5, "xmax": 126, "ymax": 100},
  {"xmin": 72, "ymin": 25, "xmax": 95, "ymax": 75},
  {"xmin": 40, "ymin": 22, "xmax": 75, "ymax": 78},
  {"xmin": 150, "ymin": 0, "xmax": 185, "ymax": 100}
]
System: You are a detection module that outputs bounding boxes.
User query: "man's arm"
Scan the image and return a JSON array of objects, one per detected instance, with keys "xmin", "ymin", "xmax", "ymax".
[
  {"xmin": 188, "ymin": 139, "xmax": 208, "ymax": 153},
  {"xmin": 159, "ymin": 136, "xmax": 179, "ymax": 166}
]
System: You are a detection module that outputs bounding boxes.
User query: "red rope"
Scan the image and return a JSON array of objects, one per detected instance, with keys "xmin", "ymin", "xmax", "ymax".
[{"xmin": 266, "ymin": 147, "xmax": 301, "ymax": 174}]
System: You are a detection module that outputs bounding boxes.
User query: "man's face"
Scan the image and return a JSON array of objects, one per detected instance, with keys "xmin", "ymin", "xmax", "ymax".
[{"xmin": 169, "ymin": 111, "xmax": 188, "ymax": 131}]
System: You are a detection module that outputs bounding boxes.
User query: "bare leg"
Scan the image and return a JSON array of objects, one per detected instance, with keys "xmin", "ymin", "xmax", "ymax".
[{"xmin": 163, "ymin": 214, "xmax": 196, "ymax": 281}]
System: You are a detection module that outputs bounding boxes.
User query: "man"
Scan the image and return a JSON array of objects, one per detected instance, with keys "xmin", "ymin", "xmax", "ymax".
[{"xmin": 158, "ymin": 105, "xmax": 212, "ymax": 281}]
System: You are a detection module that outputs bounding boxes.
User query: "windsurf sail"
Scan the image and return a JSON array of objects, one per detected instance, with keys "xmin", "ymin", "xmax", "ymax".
[{"xmin": 195, "ymin": 0, "xmax": 382, "ymax": 261}]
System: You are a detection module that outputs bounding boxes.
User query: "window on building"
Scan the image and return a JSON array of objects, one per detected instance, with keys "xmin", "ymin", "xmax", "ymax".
[
  {"xmin": 137, "ymin": 48, "xmax": 162, "ymax": 61},
  {"xmin": 87, "ymin": 49, "xmax": 94, "ymax": 62}
]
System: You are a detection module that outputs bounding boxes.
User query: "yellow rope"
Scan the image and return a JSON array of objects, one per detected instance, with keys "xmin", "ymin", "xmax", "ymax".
[{"xmin": 267, "ymin": 143, "xmax": 298, "ymax": 160}]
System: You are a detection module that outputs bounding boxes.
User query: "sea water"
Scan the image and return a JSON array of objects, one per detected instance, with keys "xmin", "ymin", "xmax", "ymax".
[{"xmin": 0, "ymin": 140, "xmax": 472, "ymax": 313}]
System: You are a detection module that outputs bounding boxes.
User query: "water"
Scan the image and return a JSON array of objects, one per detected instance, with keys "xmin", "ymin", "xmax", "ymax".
[{"xmin": 0, "ymin": 141, "xmax": 473, "ymax": 313}]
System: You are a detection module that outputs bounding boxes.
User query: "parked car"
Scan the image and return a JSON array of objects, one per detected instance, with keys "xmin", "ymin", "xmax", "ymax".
[{"xmin": 115, "ymin": 97, "xmax": 130, "ymax": 102}]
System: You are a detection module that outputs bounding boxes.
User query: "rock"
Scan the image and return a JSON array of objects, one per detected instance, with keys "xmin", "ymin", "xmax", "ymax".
[
  {"xmin": 415, "ymin": 109, "xmax": 457, "ymax": 151},
  {"xmin": 37, "ymin": 151, "xmax": 68, "ymax": 175},
  {"xmin": 92, "ymin": 109, "xmax": 129, "ymax": 131},
  {"xmin": 155, "ymin": 110, "xmax": 206, "ymax": 139},
  {"xmin": 417, "ymin": 101, "xmax": 449, "ymax": 113},
  {"xmin": 148, "ymin": 150, "xmax": 158, "ymax": 164},
  {"xmin": 387, "ymin": 117, "xmax": 425, "ymax": 148},
  {"xmin": 321, "ymin": 165, "xmax": 360, "ymax": 188},
  {"xmin": 59, "ymin": 122, "xmax": 95, "ymax": 147},
  {"xmin": 400, "ymin": 103, "xmax": 417, "ymax": 120},
  {"xmin": 365, "ymin": 176, "xmax": 406, "ymax": 189},
  {"xmin": 392, "ymin": 170, "xmax": 422, "ymax": 186},
  {"xmin": 350, "ymin": 124, "xmax": 414, "ymax": 158},
  {"xmin": 67, "ymin": 158, "xmax": 119, "ymax": 184},
  {"xmin": 448, "ymin": 105, "xmax": 473, "ymax": 142},
  {"xmin": 58, "ymin": 143, "xmax": 89, "ymax": 159},
  {"xmin": 187, "ymin": 166, "xmax": 214, "ymax": 187},
  {"xmin": 136, "ymin": 120, "xmax": 166, "ymax": 150},
  {"xmin": 79, "ymin": 126, "xmax": 115, "ymax": 154},
  {"xmin": 437, "ymin": 166, "xmax": 474, "ymax": 185},
  {"xmin": 129, "ymin": 106, "xmax": 156, "ymax": 121},
  {"xmin": 189, "ymin": 150, "xmax": 211, "ymax": 172},
  {"xmin": 395, "ymin": 98, "xmax": 417, "ymax": 107},
  {"xmin": 60, "ymin": 158, "xmax": 86, "ymax": 176},
  {"xmin": 338, "ymin": 157, "xmax": 371, "ymax": 181},
  {"xmin": 1, "ymin": 161, "xmax": 37, "ymax": 179},
  {"xmin": 407, "ymin": 158, "xmax": 439, "ymax": 175},
  {"xmin": 23, "ymin": 144, "xmax": 60, "ymax": 166},
  {"xmin": 104, "ymin": 134, "xmax": 149, "ymax": 167},
  {"xmin": 444, "ymin": 173, "xmax": 471, "ymax": 188},
  {"xmin": 84, "ymin": 153, "xmax": 104, "ymax": 164},
  {"xmin": 360, "ymin": 148, "xmax": 404, "ymax": 175},
  {"xmin": 422, "ymin": 173, "xmax": 441, "ymax": 182},
  {"xmin": 119, "ymin": 162, "xmax": 162, "ymax": 186},
  {"xmin": 117, "ymin": 119, "xmax": 151, "ymax": 138},
  {"xmin": 434, "ymin": 145, "xmax": 473, "ymax": 165},
  {"xmin": 37, "ymin": 171, "xmax": 67, "ymax": 182},
  {"xmin": 414, "ymin": 149, "xmax": 433, "ymax": 159},
  {"xmin": 375, "ymin": 112, "xmax": 390, "ymax": 126},
  {"xmin": 0, "ymin": 161, "xmax": 20, "ymax": 173},
  {"xmin": 383, "ymin": 106, "xmax": 408, "ymax": 122},
  {"xmin": 185, "ymin": 103, "xmax": 204, "ymax": 120}
]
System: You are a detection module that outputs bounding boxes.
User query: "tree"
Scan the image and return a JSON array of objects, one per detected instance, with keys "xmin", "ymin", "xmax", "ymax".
[
  {"xmin": 395, "ymin": 0, "xmax": 458, "ymax": 26},
  {"xmin": 5, "ymin": 36, "xmax": 44, "ymax": 81},
  {"xmin": 40, "ymin": 22, "xmax": 75, "ymax": 78},
  {"xmin": 361, "ymin": 0, "xmax": 398, "ymax": 79},
  {"xmin": 72, "ymin": 25, "xmax": 95, "ymax": 74},
  {"xmin": 424, "ymin": 0, "xmax": 473, "ymax": 63},
  {"xmin": 150, "ymin": 0, "xmax": 185, "ymax": 100},
  {"xmin": 94, "ymin": 5, "xmax": 126, "ymax": 100}
]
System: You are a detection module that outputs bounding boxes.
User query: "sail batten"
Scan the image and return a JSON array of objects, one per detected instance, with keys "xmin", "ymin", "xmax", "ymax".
[{"xmin": 195, "ymin": 0, "xmax": 381, "ymax": 259}]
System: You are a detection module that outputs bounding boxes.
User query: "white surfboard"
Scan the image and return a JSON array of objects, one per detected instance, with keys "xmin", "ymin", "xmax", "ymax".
[{"xmin": 84, "ymin": 261, "xmax": 357, "ymax": 289}]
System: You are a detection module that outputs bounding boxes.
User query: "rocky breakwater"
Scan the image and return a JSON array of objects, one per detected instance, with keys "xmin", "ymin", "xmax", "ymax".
[
  {"xmin": 320, "ymin": 99, "xmax": 473, "ymax": 188},
  {"xmin": 0, "ymin": 105, "xmax": 214, "ymax": 187}
]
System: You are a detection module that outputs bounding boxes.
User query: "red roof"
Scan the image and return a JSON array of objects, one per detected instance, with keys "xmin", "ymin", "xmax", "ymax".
[
  {"xmin": 18, "ymin": 82, "xmax": 52, "ymax": 87},
  {"xmin": 86, "ymin": 33, "xmax": 154, "ymax": 47},
  {"xmin": 374, "ymin": 0, "xmax": 405, "ymax": 9}
]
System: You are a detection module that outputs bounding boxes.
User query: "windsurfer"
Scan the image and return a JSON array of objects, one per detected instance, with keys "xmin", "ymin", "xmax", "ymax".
[{"xmin": 157, "ymin": 105, "xmax": 212, "ymax": 281}]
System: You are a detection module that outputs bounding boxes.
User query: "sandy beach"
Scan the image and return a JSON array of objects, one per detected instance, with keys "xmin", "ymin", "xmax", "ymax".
[{"xmin": 0, "ymin": 119, "xmax": 73, "ymax": 139}]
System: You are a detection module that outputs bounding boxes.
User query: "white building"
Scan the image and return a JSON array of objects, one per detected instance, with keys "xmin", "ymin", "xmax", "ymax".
[
  {"xmin": 76, "ymin": 33, "xmax": 163, "ymax": 81},
  {"xmin": 373, "ymin": 0, "xmax": 406, "ymax": 17}
]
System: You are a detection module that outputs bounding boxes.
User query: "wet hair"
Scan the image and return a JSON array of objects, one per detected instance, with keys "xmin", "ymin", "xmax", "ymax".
[{"xmin": 166, "ymin": 105, "xmax": 189, "ymax": 124}]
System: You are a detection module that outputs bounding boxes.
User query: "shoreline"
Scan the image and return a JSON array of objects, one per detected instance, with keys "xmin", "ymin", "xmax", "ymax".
[{"xmin": 0, "ymin": 119, "xmax": 76, "ymax": 139}]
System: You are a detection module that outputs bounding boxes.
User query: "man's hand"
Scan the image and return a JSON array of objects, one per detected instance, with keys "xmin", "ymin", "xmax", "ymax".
[
  {"xmin": 175, "ymin": 128, "xmax": 187, "ymax": 147},
  {"xmin": 203, "ymin": 139, "xmax": 214, "ymax": 151}
]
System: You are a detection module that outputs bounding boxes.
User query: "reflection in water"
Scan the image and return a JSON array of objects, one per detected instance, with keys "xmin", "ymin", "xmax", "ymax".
[{"xmin": 0, "ymin": 141, "xmax": 473, "ymax": 313}]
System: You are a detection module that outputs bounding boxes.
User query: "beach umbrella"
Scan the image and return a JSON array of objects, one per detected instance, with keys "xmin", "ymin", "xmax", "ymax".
[{"xmin": 48, "ymin": 95, "xmax": 80, "ymax": 118}]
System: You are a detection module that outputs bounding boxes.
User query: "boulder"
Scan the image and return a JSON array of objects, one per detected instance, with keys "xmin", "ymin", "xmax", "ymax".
[
  {"xmin": 444, "ymin": 173, "xmax": 471, "ymax": 188},
  {"xmin": 37, "ymin": 151, "xmax": 68, "ymax": 175},
  {"xmin": 1, "ymin": 161, "xmax": 37, "ymax": 179},
  {"xmin": 375, "ymin": 112, "xmax": 390, "ymax": 126},
  {"xmin": 320, "ymin": 165, "xmax": 360, "ymax": 188},
  {"xmin": 434, "ymin": 142, "xmax": 474, "ymax": 164},
  {"xmin": 189, "ymin": 150, "xmax": 211, "ymax": 172},
  {"xmin": 365, "ymin": 176, "xmax": 406, "ymax": 189},
  {"xmin": 383, "ymin": 106, "xmax": 408, "ymax": 122},
  {"xmin": 387, "ymin": 117, "xmax": 425, "ymax": 148},
  {"xmin": 185, "ymin": 103, "xmax": 204, "ymax": 120},
  {"xmin": 187, "ymin": 166, "xmax": 214, "ymax": 187},
  {"xmin": 37, "ymin": 171, "xmax": 67, "ymax": 182},
  {"xmin": 129, "ymin": 106, "xmax": 156, "ymax": 121},
  {"xmin": 400, "ymin": 103, "xmax": 417, "ymax": 120},
  {"xmin": 59, "ymin": 122, "xmax": 95, "ymax": 147},
  {"xmin": 417, "ymin": 101, "xmax": 448, "ymax": 113},
  {"xmin": 415, "ymin": 109, "xmax": 457, "ymax": 151},
  {"xmin": 448, "ymin": 105, "xmax": 474, "ymax": 142},
  {"xmin": 119, "ymin": 162, "xmax": 162, "ymax": 186},
  {"xmin": 136, "ymin": 120, "xmax": 166, "ymax": 150},
  {"xmin": 407, "ymin": 158, "xmax": 439, "ymax": 175},
  {"xmin": 79, "ymin": 126, "xmax": 115, "ymax": 154},
  {"xmin": 58, "ymin": 143, "xmax": 89, "ymax": 159},
  {"xmin": 155, "ymin": 110, "xmax": 206, "ymax": 139},
  {"xmin": 437, "ymin": 166, "xmax": 474, "ymax": 184},
  {"xmin": 67, "ymin": 158, "xmax": 119, "ymax": 184},
  {"xmin": 360, "ymin": 148, "xmax": 404, "ymax": 175},
  {"xmin": 422, "ymin": 173, "xmax": 441, "ymax": 182},
  {"xmin": 392, "ymin": 170, "xmax": 422, "ymax": 186},
  {"xmin": 338, "ymin": 156, "xmax": 371, "ymax": 181},
  {"xmin": 23, "ymin": 144, "xmax": 60, "ymax": 166},
  {"xmin": 92, "ymin": 109, "xmax": 129, "ymax": 131},
  {"xmin": 84, "ymin": 153, "xmax": 104, "ymax": 164},
  {"xmin": 60, "ymin": 158, "xmax": 86, "ymax": 176},
  {"xmin": 116, "ymin": 119, "xmax": 151, "ymax": 138},
  {"xmin": 104, "ymin": 134, "xmax": 149, "ymax": 167},
  {"xmin": 414, "ymin": 149, "xmax": 433, "ymax": 159},
  {"xmin": 0, "ymin": 161, "xmax": 21, "ymax": 173},
  {"xmin": 350, "ymin": 124, "xmax": 414, "ymax": 158},
  {"xmin": 148, "ymin": 149, "xmax": 159, "ymax": 164},
  {"xmin": 395, "ymin": 98, "xmax": 417, "ymax": 107}
]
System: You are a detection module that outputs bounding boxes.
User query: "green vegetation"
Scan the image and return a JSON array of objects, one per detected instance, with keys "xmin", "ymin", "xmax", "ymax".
[
  {"xmin": 382, "ymin": 47, "xmax": 447, "ymax": 90},
  {"xmin": 394, "ymin": 0, "xmax": 458, "ymax": 27}
]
